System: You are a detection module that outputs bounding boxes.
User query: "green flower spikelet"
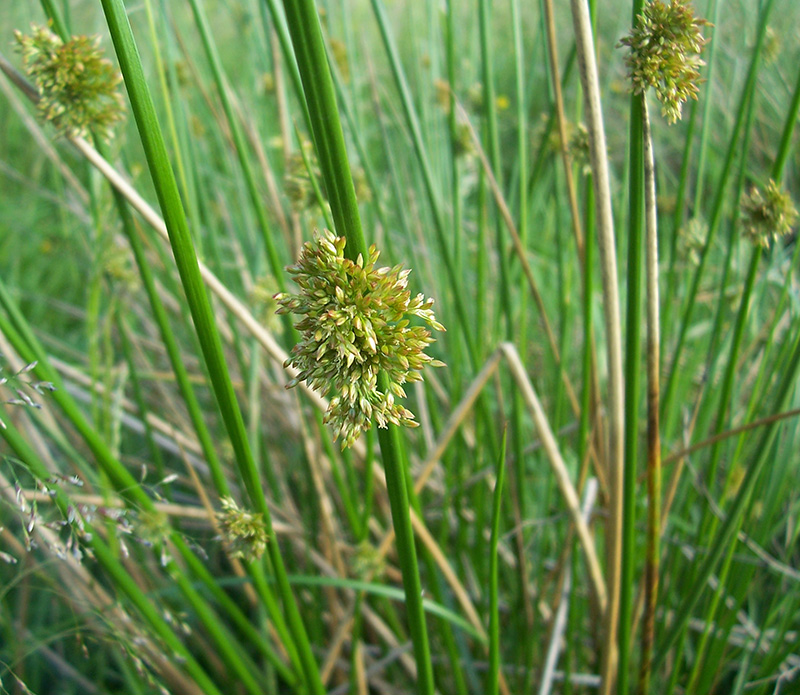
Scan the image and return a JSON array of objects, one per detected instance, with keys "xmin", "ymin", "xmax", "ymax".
[
  {"xmin": 740, "ymin": 180, "xmax": 798, "ymax": 248},
  {"xmin": 276, "ymin": 230, "xmax": 444, "ymax": 449},
  {"xmin": 619, "ymin": 0, "xmax": 709, "ymax": 124},
  {"xmin": 216, "ymin": 497, "xmax": 269, "ymax": 562},
  {"xmin": 15, "ymin": 23, "xmax": 125, "ymax": 141}
]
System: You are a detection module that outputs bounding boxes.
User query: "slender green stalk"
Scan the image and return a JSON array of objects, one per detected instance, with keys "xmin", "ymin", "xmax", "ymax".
[
  {"xmin": 618, "ymin": 0, "xmax": 646, "ymax": 685},
  {"xmin": 487, "ymin": 426, "xmax": 507, "ymax": 695},
  {"xmin": 116, "ymin": 315, "xmax": 165, "ymax": 484},
  {"xmin": 96, "ymin": 2, "xmax": 322, "ymax": 692},
  {"xmin": 369, "ymin": 0, "xmax": 477, "ymax": 368},
  {"xmin": 186, "ymin": 0, "xmax": 287, "ymax": 288},
  {"xmin": 661, "ymin": 0, "xmax": 776, "ymax": 425},
  {"xmin": 0, "ymin": 386, "xmax": 222, "ymax": 695},
  {"xmin": 638, "ymin": 96, "xmax": 661, "ymax": 695},
  {"xmin": 278, "ymin": 1, "xmax": 435, "ymax": 692},
  {"xmin": 663, "ymin": 0, "xmax": 719, "ymax": 335},
  {"xmin": 654, "ymin": 327, "xmax": 800, "ymax": 668}
]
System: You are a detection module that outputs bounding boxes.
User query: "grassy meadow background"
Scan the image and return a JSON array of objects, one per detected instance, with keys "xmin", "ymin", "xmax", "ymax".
[{"xmin": 1, "ymin": 0, "xmax": 799, "ymax": 693}]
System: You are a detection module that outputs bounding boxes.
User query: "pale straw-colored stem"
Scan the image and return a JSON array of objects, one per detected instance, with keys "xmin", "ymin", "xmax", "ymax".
[
  {"xmin": 568, "ymin": 0, "xmax": 625, "ymax": 691},
  {"xmin": 538, "ymin": 478, "xmax": 599, "ymax": 695},
  {"xmin": 500, "ymin": 343, "xmax": 607, "ymax": 613}
]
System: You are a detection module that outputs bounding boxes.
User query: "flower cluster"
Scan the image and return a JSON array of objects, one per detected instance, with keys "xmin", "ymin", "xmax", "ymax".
[
  {"xmin": 15, "ymin": 23, "xmax": 125, "ymax": 141},
  {"xmin": 216, "ymin": 496, "xmax": 269, "ymax": 562},
  {"xmin": 276, "ymin": 230, "xmax": 444, "ymax": 448},
  {"xmin": 619, "ymin": 0, "xmax": 709, "ymax": 124},
  {"xmin": 740, "ymin": 180, "xmax": 798, "ymax": 248}
]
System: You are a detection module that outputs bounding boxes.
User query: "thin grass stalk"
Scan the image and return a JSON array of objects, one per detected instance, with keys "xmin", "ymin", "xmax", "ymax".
[
  {"xmin": 328, "ymin": 62, "xmax": 391, "ymax": 241},
  {"xmin": 478, "ymin": 0, "xmax": 509, "ymax": 331},
  {"xmin": 142, "ymin": 0, "xmax": 195, "ymax": 228},
  {"xmin": 0, "ymin": 405, "xmax": 225, "ymax": 695},
  {"xmin": 663, "ymin": 0, "xmax": 719, "ymax": 335},
  {"xmin": 653, "ymin": 325, "xmax": 800, "ymax": 670},
  {"xmin": 688, "ymin": 0, "xmax": 720, "ymax": 219},
  {"xmin": 569, "ymin": 1, "xmax": 625, "ymax": 692},
  {"xmin": 487, "ymin": 426, "xmax": 508, "ymax": 695},
  {"xmin": 580, "ymin": 177, "xmax": 597, "ymax": 470},
  {"xmin": 369, "ymin": 0, "xmax": 477, "ymax": 368},
  {"xmin": 509, "ymin": 0, "xmax": 535, "ymax": 649},
  {"xmin": 661, "ymin": 0, "xmax": 775, "ymax": 425},
  {"xmin": 278, "ymin": 1, "xmax": 435, "ymax": 691},
  {"xmin": 638, "ymin": 95, "xmax": 661, "ymax": 695},
  {"xmin": 116, "ymin": 316, "xmax": 166, "ymax": 483},
  {"xmin": 0, "ymin": 276, "xmax": 299, "ymax": 689},
  {"xmin": 542, "ymin": 0, "xmax": 585, "ymax": 261},
  {"xmin": 691, "ymin": 88, "xmax": 757, "ymax": 450},
  {"xmin": 96, "ymin": 2, "xmax": 322, "ymax": 691},
  {"xmin": 364, "ymin": 55, "xmax": 409, "ymax": 261},
  {"xmin": 618, "ymin": 2, "xmax": 646, "ymax": 690},
  {"xmin": 442, "ymin": 0, "xmax": 466, "ymax": 408},
  {"xmin": 684, "ymin": 68, "xmax": 799, "ymax": 682},
  {"xmin": 185, "ymin": 0, "xmax": 288, "ymax": 288},
  {"xmin": 39, "ymin": 0, "xmax": 67, "ymax": 38}
]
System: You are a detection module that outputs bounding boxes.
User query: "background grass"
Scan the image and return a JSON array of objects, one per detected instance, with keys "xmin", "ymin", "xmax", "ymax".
[{"xmin": 1, "ymin": 0, "xmax": 799, "ymax": 694}]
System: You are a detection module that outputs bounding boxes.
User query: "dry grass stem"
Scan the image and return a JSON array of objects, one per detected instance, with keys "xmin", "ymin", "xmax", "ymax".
[{"xmin": 568, "ymin": 0, "xmax": 625, "ymax": 691}]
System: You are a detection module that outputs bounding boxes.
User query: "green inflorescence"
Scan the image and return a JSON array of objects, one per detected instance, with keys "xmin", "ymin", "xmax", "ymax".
[
  {"xmin": 216, "ymin": 496, "xmax": 269, "ymax": 562},
  {"xmin": 15, "ymin": 23, "xmax": 125, "ymax": 141},
  {"xmin": 619, "ymin": 0, "xmax": 710, "ymax": 124},
  {"xmin": 276, "ymin": 230, "xmax": 444, "ymax": 449},
  {"xmin": 740, "ymin": 180, "xmax": 798, "ymax": 248}
]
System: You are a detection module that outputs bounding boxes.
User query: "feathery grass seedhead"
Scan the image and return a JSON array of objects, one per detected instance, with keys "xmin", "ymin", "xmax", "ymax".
[
  {"xmin": 619, "ymin": 0, "xmax": 709, "ymax": 124},
  {"xmin": 0, "ymin": 360, "xmax": 56, "ymax": 430},
  {"xmin": 276, "ymin": 230, "xmax": 445, "ymax": 448},
  {"xmin": 740, "ymin": 180, "xmax": 798, "ymax": 248},
  {"xmin": 14, "ymin": 23, "xmax": 125, "ymax": 141},
  {"xmin": 216, "ymin": 496, "xmax": 269, "ymax": 562}
]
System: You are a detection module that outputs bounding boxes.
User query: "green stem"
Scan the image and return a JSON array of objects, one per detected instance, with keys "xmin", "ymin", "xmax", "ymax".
[
  {"xmin": 619, "ymin": 22, "xmax": 645, "ymax": 695},
  {"xmin": 487, "ymin": 426, "xmax": 508, "ymax": 695},
  {"xmin": 97, "ymin": 2, "xmax": 322, "ymax": 691},
  {"xmin": 278, "ymin": 1, "xmax": 435, "ymax": 692},
  {"xmin": 661, "ymin": 0, "xmax": 776, "ymax": 426}
]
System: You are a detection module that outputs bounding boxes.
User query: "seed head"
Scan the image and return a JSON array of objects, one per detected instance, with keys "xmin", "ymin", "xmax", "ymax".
[
  {"xmin": 276, "ymin": 230, "xmax": 445, "ymax": 448},
  {"xmin": 740, "ymin": 180, "xmax": 798, "ymax": 248},
  {"xmin": 619, "ymin": 0, "xmax": 710, "ymax": 124},
  {"xmin": 216, "ymin": 496, "xmax": 269, "ymax": 562},
  {"xmin": 15, "ymin": 23, "xmax": 125, "ymax": 141}
]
